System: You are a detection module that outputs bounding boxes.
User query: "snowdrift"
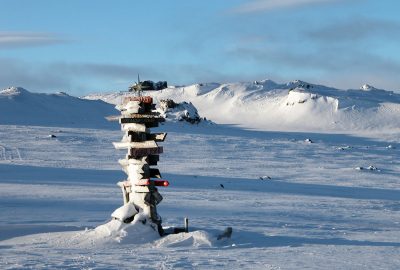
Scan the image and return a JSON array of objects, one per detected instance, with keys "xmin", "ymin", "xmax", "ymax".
[
  {"xmin": 0, "ymin": 87, "xmax": 116, "ymax": 128},
  {"xmin": 84, "ymin": 80, "xmax": 400, "ymax": 136},
  {"xmin": 157, "ymin": 99, "xmax": 212, "ymax": 125}
]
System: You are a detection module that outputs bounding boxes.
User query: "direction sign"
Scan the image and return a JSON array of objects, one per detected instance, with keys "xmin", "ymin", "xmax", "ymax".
[{"xmin": 129, "ymin": 146, "xmax": 163, "ymax": 158}]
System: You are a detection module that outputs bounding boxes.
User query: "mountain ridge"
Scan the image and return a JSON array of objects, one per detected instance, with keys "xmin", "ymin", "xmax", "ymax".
[
  {"xmin": 83, "ymin": 79, "xmax": 400, "ymax": 137},
  {"xmin": 1, "ymin": 79, "xmax": 399, "ymax": 139}
]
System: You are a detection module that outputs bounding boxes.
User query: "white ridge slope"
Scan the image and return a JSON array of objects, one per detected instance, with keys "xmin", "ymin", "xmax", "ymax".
[
  {"xmin": 85, "ymin": 80, "xmax": 400, "ymax": 138},
  {"xmin": 0, "ymin": 87, "xmax": 116, "ymax": 128}
]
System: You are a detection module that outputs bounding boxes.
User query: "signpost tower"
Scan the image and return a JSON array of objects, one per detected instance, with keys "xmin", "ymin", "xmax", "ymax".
[{"xmin": 109, "ymin": 95, "xmax": 168, "ymax": 235}]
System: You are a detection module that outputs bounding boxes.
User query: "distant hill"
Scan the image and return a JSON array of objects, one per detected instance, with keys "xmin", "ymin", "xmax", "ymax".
[
  {"xmin": 0, "ymin": 87, "xmax": 116, "ymax": 129},
  {"xmin": 2, "ymin": 80, "xmax": 400, "ymax": 137},
  {"xmin": 84, "ymin": 80, "xmax": 400, "ymax": 135}
]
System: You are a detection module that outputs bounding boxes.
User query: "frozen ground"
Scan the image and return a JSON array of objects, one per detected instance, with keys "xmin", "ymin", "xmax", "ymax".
[
  {"xmin": 1, "ymin": 122, "xmax": 399, "ymax": 269},
  {"xmin": 1, "ymin": 83, "xmax": 400, "ymax": 269}
]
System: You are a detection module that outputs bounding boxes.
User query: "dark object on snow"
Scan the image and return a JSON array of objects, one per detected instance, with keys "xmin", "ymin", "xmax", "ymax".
[
  {"xmin": 356, "ymin": 166, "xmax": 379, "ymax": 171},
  {"xmin": 155, "ymin": 81, "xmax": 168, "ymax": 90},
  {"xmin": 217, "ymin": 227, "xmax": 233, "ymax": 240},
  {"xmin": 160, "ymin": 99, "xmax": 177, "ymax": 109},
  {"xmin": 185, "ymin": 217, "xmax": 189, "ymax": 233},
  {"xmin": 162, "ymin": 217, "xmax": 189, "ymax": 235},
  {"xmin": 123, "ymin": 215, "xmax": 135, "ymax": 224},
  {"xmin": 129, "ymin": 75, "xmax": 168, "ymax": 92},
  {"xmin": 220, "ymin": 184, "xmax": 224, "ymax": 189}
]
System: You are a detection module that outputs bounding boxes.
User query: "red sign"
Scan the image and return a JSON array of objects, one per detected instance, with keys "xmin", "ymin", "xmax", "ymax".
[
  {"xmin": 135, "ymin": 179, "xmax": 169, "ymax": 187},
  {"xmin": 123, "ymin": 96, "xmax": 153, "ymax": 104}
]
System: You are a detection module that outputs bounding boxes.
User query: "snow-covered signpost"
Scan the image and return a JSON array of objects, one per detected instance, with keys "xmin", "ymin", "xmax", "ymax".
[{"xmin": 108, "ymin": 95, "xmax": 169, "ymax": 236}]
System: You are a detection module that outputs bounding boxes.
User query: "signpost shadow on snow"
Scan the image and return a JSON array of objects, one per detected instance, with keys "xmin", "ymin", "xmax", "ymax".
[
  {"xmin": 233, "ymin": 231, "xmax": 400, "ymax": 248},
  {"xmin": 168, "ymin": 173, "xmax": 400, "ymax": 201},
  {"xmin": 0, "ymin": 163, "xmax": 124, "ymax": 185},
  {"xmin": 1, "ymin": 164, "xmax": 399, "ymax": 249},
  {"xmin": 159, "ymin": 122, "xmax": 392, "ymax": 146},
  {"xmin": 1, "ymin": 163, "xmax": 399, "ymax": 201}
]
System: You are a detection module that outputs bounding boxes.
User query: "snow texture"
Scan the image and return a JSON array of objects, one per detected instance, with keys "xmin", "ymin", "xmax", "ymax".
[{"xmin": 0, "ymin": 82, "xmax": 399, "ymax": 269}]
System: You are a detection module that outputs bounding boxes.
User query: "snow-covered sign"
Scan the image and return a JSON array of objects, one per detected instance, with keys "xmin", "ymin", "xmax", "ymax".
[
  {"xmin": 121, "ymin": 123, "xmax": 148, "ymax": 132},
  {"xmin": 112, "ymin": 140, "xmax": 159, "ymax": 150},
  {"xmin": 108, "ymin": 95, "xmax": 169, "ymax": 237}
]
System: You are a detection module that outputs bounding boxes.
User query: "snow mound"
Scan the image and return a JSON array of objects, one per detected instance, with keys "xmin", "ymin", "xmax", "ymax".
[
  {"xmin": 158, "ymin": 99, "xmax": 211, "ymax": 124},
  {"xmin": 91, "ymin": 219, "xmax": 159, "ymax": 244},
  {"xmin": 154, "ymin": 230, "xmax": 214, "ymax": 248},
  {"xmin": 0, "ymin": 87, "xmax": 116, "ymax": 128},
  {"xmin": 64, "ymin": 214, "xmax": 160, "ymax": 247}
]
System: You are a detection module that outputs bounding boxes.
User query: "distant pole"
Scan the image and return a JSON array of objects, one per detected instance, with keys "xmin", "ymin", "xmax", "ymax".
[{"xmin": 184, "ymin": 217, "xmax": 189, "ymax": 233}]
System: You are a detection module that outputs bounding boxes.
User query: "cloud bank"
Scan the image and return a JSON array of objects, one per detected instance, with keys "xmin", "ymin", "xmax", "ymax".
[
  {"xmin": 0, "ymin": 32, "xmax": 66, "ymax": 48},
  {"xmin": 230, "ymin": 0, "xmax": 340, "ymax": 13}
]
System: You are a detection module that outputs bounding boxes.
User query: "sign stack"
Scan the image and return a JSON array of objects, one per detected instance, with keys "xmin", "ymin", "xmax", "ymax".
[{"xmin": 110, "ymin": 96, "xmax": 168, "ymax": 236}]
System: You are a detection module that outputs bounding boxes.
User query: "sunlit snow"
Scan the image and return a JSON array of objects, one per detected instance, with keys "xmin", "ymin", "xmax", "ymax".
[{"xmin": 1, "ymin": 81, "xmax": 399, "ymax": 269}]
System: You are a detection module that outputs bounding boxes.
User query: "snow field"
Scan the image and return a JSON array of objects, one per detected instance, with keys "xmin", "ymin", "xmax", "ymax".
[
  {"xmin": 0, "ymin": 124, "xmax": 399, "ymax": 269},
  {"xmin": 1, "ymin": 81, "xmax": 399, "ymax": 269}
]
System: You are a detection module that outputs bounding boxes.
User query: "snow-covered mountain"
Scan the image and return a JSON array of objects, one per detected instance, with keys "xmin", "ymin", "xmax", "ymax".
[
  {"xmin": 2, "ymin": 79, "xmax": 400, "ymax": 138},
  {"xmin": 84, "ymin": 80, "xmax": 400, "ymax": 136},
  {"xmin": 0, "ymin": 87, "xmax": 116, "ymax": 129}
]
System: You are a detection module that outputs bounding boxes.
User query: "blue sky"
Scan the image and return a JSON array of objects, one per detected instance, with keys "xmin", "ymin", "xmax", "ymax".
[{"xmin": 1, "ymin": 0, "xmax": 400, "ymax": 94}]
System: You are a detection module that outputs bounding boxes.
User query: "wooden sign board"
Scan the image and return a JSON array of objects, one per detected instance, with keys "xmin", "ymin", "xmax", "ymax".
[
  {"xmin": 145, "ymin": 122, "xmax": 159, "ymax": 128},
  {"xmin": 150, "ymin": 168, "xmax": 162, "ymax": 178},
  {"xmin": 118, "ymin": 158, "xmax": 147, "ymax": 167},
  {"xmin": 113, "ymin": 140, "xmax": 158, "ymax": 150},
  {"xmin": 122, "ymin": 113, "xmax": 161, "ymax": 119},
  {"xmin": 128, "ymin": 131, "xmax": 147, "ymax": 142},
  {"xmin": 147, "ymin": 155, "xmax": 159, "ymax": 166},
  {"xmin": 129, "ymin": 146, "xmax": 163, "ymax": 158},
  {"xmin": 119, "ymin": 117, "xmax": 165, "ymax": 124},
  {"xmin": 127, "ymin": 132, "xmax": 167, "ymax": 142},
  {"xmin": 123, "ymin": 96, "xmax": 153, "ymax": 104}
]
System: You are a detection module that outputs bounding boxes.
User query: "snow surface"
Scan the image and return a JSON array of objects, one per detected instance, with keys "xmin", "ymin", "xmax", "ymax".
[{"xmin": 0, "ymin": 84, "xmax": 399, "ymax": 269}]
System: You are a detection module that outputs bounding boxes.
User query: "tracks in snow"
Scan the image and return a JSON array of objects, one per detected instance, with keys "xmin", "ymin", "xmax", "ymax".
[{"xmin": 0, "ymin": 144, "xmax": 22, "ymax": 161}]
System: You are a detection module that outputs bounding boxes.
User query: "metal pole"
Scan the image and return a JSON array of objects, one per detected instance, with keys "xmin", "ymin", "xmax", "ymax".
[{"xmin": 184, "ymin": 217, "xmax": 189, "ymax": 233}]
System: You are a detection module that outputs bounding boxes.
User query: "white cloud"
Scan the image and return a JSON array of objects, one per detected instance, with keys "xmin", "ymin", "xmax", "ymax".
[
  {"xmin": 0, "ymin": 32, "xmax": 66, "ymax": 48},
  {"xmin": 230, "ymin": 0, "xmax": 339, "ymax": 13}
]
